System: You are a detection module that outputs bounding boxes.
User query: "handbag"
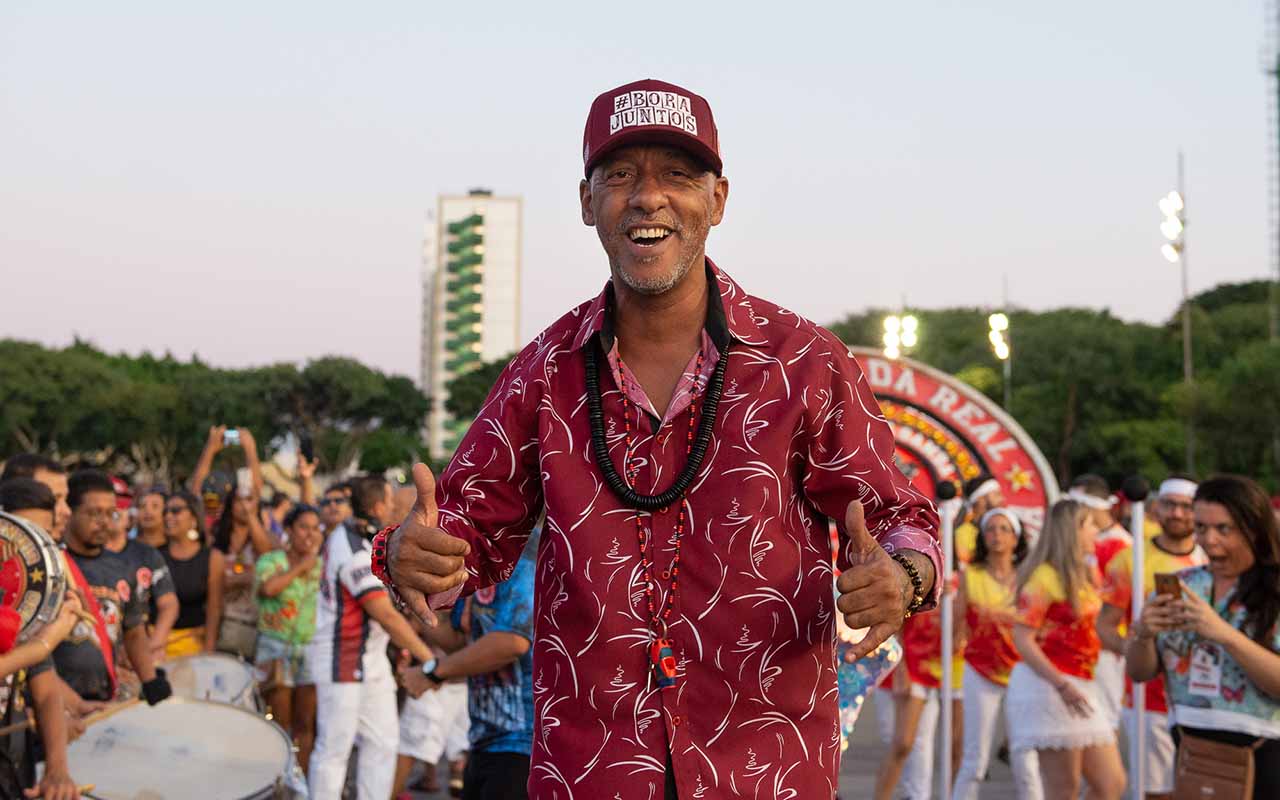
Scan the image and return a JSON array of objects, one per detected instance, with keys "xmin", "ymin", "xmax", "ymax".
[{"xmin": 1173, "ymin": 728, "xmax": 1264, "ymax": 800}]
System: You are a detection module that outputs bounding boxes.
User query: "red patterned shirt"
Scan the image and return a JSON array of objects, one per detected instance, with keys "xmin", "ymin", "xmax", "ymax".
[{"xmin": 428, "ymin": 261, "xmax": 941, "ymax": 799}]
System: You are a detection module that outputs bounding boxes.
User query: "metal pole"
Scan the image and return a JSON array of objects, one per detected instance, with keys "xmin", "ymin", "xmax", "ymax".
[
  {"xmin": 938, "ymin": 497, "xmax": 960, "ymax": 800},
  {"xmin": 1129, "ymin": 497, "xmax": 1147, "ymax": 800},
  {"xmin": 1178, "ymin": 151, "xmax": 1195, "ymax": 474},
  {"xmin": 1002, "ymin": 357, "xmax": 1012, "ymax": 412}
]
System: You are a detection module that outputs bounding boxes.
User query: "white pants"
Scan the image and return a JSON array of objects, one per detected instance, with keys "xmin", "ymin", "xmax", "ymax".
[
  {"xmin": 1094, "ymin": 650, "xmax": 1125, "ymax": 731},
  {"xmin": 399, "ymin": 681, "xmax": 470, "ymax": 762},
  {"xmin": 309, "ymin": 679, "xmax": 399, "ymax": 800},
  {"xmin": 1122, "ymin": 708, "xmax": 1176, "ymax": 794},
  {"xmin": 877, "ymin": 685, "xmax": 940, "ymax": 799},
  {"xmin": 951, "ymin": 664, "xmax": 1042, "ymax": 800}
]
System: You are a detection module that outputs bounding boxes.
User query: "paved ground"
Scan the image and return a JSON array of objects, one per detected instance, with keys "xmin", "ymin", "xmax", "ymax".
[{"xmin": 401, "ymin": 692, "xmax": 1021, "ymax": 799}]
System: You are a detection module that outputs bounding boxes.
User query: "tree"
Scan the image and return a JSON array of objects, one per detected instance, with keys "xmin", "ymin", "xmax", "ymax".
[{"xmin": 444, "ymin": 355, "xmax": 515, "ymax": 420}]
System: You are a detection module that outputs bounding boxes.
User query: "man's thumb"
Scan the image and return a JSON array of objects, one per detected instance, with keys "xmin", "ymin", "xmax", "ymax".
[
  {"xmin": 844, "ymin": 500, "xmax": 873, "ymax": 550},
  {"xmin": 412, "ymin": 462, "xmax": 439, "ymax": 527}
]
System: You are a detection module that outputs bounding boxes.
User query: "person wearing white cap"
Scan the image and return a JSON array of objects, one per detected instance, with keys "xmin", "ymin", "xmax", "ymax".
[{"xmin": 1096, "ymin": 475, "xmax": 1205, "ymax": 800}]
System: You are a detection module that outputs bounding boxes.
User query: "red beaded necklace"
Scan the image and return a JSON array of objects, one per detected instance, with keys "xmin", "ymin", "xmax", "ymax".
[{"xmin": 616, "ymin": 350, "xmax": 705, "ymax": 689}]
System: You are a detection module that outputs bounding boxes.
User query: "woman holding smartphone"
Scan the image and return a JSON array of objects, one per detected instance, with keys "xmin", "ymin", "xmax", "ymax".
[
  {"xmin": 1006, "ymin": 499, "xmax": 1125, "ymax": 800},
  {"xmin": 1126, "ymin": 475, "xmax": 1280, "ymax": 799}
]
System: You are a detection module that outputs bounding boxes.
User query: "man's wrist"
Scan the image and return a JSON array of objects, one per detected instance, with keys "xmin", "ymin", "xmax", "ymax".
[
  {"xmin": 891, "ymin": 550, "xmax": 932, "ymax": 616},
  {"xmin": 370, "ymin": 525, "xmax": 402, "ymax": 603}
]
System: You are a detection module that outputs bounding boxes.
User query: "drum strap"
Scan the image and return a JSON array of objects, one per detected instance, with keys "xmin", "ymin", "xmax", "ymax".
[{"xmin": 63, "ymin": 557, "xmax": 117, "ymax": 696}]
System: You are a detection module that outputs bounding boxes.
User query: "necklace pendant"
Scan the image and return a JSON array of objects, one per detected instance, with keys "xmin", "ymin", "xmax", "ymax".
[{"xmin": 650, "ymin": 637, "xmax": 678, "ymax": 689}]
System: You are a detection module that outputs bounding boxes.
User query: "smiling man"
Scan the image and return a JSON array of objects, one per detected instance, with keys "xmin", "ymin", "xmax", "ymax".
[{"xmin": 379, "ymin": 79, "xmax": 941, "ymax": 799}]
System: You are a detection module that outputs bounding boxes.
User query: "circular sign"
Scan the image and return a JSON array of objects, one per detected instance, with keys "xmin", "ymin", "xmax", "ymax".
[
  {"xmin": 849, "ymin": 348, "xmax": 1058, "ymax": 536},
  {"xmin": 0, "ymin": 512, "xmax": 67, "ymax": 642}
]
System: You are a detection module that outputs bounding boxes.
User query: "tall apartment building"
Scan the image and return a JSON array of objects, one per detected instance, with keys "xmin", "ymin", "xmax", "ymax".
[{"xmin": 420, "ymin": 190, "xmax": 522, "ymax": 459}]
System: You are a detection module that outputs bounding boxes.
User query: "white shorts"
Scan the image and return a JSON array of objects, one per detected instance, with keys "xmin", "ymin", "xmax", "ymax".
[
  {"xmin": 1005, "ymin": 663, "xmax": 1115, "ymax": 752},
  {"xmin": 398, "ymin": 681, "xmax": 470, "ymax": 763},
  {"xmin": 1122, "ymin": 708, "xmax": 1176, "ymax": 794}
]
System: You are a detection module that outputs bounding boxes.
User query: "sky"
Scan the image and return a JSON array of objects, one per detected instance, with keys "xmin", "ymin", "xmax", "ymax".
[{"xmin": 2, "ymin": 1, "xmax": 1275, "ymax": 380}]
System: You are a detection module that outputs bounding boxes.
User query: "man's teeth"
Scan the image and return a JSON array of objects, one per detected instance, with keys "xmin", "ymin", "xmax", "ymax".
[{"xmin": 629, "ymin": 227, "xmax": 672, "ymax": 241}]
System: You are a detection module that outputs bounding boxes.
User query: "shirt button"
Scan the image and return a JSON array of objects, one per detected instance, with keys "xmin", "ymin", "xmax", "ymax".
[{"xmin": 672, "ymin": 715, "xmax": 682, "ymax": 727}]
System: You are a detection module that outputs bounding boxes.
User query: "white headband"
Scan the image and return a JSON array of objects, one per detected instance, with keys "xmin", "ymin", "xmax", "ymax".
[
  {"xmin": 966, "ymin": 479, "xmax": 1001, "ymax": 508},
  {"xmin": 1159, "ymin": 478, "xmax": 1198, "ymax": 499},
  {"xmin": 1066, "ymin": 488, "xmax": 1115, "ymax": 511},
  {"xmin": 979, "ymin": 507, "xmax": 1023, "ymax": 536}
]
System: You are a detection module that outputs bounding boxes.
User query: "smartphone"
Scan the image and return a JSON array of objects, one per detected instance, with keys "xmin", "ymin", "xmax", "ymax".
[
  {"xmin": 223, "ymin": 429, "xmax": 241, "ymax": 447},
  {"xmin": 299, "ymin": 431, "xmax": 315, "ymax": 463},
  {"xmin": 1154, "ymin": 572, "xmax": 1182, "ymax": 598},
  {"xmin": 236, "ymin": 467, "xmax": 253, "ymax": 499}
]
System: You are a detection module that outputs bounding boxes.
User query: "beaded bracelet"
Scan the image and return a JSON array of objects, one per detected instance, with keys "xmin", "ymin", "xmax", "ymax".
[
  {"xmin": 891, "ymin": 552, "xmax": 926, "ymax": 617},
  {"xmin": 369, "ymin": 525, "xmax": 403, "ymax": 605}
]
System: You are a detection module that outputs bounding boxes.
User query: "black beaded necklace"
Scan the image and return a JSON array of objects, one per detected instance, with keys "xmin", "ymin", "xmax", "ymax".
[{"xmin": 584, "ymin": 340, "xmax": 728, "ymax": 511}]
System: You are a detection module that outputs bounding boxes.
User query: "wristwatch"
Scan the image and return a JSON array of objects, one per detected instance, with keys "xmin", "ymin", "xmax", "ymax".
[{"xmin": 421, "ymin": 658, "xmax": 444, "ymax": 684}]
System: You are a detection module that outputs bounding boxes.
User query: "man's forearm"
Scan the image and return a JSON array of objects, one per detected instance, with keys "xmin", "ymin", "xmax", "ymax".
[
  {"xmin": 435, "ymin": 632, "xmax": 529, "ymax": 682},
  {"xmin": 124, "ymin": 625, "xmax": 156, "ymax": 682},
  {"xmin": 30, "ymin": 672, "xmax": 69, "ymax": 771},
  {"xmin": 151, "ymin": 594, "xmax": 179, "ymax": 647}
]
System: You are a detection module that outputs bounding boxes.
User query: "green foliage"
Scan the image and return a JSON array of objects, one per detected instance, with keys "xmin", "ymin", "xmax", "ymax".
[
  {"xmin": 0, "ymin": 341, "xmax": 430, "ymax": 483},
  {"xmin": 828, "ymin": 288, "xmax": 1280, "ymax": 490},
  {"xmin": 444, "ymin": 354, "xmax": 515, "ymax": 420}
]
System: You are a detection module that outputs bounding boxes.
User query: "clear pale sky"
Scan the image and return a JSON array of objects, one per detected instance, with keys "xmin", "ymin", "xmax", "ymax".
[{"xmin": 2, "ymin": 2, "xmax": 1272, "ymax": 380}]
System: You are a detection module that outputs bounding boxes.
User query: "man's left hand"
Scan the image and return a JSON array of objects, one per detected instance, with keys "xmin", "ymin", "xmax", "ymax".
[
  {"xmin": 397, "ymin": 663, "xmax": 440, "ymax": 699},
  {"xmin": 25, "ymin": 763, "xmax": 77, "ymax": 800},
  {"xmin": 835, "ymin": 500, "xmax": 924, "ymax": 660}
]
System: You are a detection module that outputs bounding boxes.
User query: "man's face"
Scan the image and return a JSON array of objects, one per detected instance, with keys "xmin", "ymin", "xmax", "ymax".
[
  {"xmin": 69, "ymin": 490, "xmax": 117, "ymax": 551},
  {"xmin": 33, "ymin": 468, "xmax": 69, "ymax": 541},
  {"xmin": 580, "ymin": 145, "xmax": 728, "ymax": 296},
  {"xmin": 320, "ymin": 491, "xmax": 348, "ymax": 529},
  {"xmin": 11, "ymin": 508, "xmax": 54, "ymax": 535},
  {"xmin": 137, "ymin": 493, "xmax": 164, "ymax": 531},
  {"xmin": 1157, "ymin": 493, "xmax": 1195, "ymax": 539}
]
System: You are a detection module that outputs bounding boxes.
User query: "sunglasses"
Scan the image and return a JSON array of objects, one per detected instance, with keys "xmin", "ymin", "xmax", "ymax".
[{"xmin": 319, "ymin": 498, "xmax": 347, "ymax": 507}]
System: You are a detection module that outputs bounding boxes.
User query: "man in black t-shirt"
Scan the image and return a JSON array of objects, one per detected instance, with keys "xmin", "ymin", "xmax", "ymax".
[
  {"xmin": 50, "ymin": 471, "xmax": 170, "ymax": 706},
  {"xmin": 104, "ymin": 477, "xmax": 178, "ymax": 661}
]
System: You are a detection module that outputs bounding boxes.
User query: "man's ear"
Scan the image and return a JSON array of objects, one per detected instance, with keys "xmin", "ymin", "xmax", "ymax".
[
  {"xmin": 579, "ymin": 178, "xmax": 595, "ymax": 226},
  {"xmin": 709, "ymin": 175, "xmax": 729, "ymax": 227}
]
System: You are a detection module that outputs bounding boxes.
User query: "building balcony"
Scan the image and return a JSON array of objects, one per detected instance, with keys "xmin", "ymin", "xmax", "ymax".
[
  {"xmin": 445, "ymin": 214, "xmax": 484, "ymax": 235},
  {"xmin": 446, "ymin": 272, "xmax": 482, "ymax": 294}
]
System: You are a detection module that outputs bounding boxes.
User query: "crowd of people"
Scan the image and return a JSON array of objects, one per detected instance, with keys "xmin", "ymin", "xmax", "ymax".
[
  {"xmin": 0, "ymin": 426, "xmax": 536, "ymax": 800},
  {"xmin": 868, "ymin": 472, "xmax": 1280, "ymax": 800}
]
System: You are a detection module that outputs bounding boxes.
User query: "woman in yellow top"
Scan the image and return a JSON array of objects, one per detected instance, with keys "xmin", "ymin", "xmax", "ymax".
[
  {"xmin": 1006, "ymin": 499, "xmax": 1124, "ymax": 800},
  {"xmin": 951, "ymin": 507, "xmax": 1040, "ymax": 800}
]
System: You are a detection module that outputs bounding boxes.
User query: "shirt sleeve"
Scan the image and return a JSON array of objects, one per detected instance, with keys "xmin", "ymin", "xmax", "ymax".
[
  {"xmin": 145, "ymin": 545, "xmax": 175, "ymax": 599},
  {"xmin": 429, "ymin": 346, "xmax": 546, "ymax": 610},
  {"xmin": 254, "ymin": 552, "xmax": 286, "ymax": 594},
  {"xmin": 801, "ymin": 332, "xmax": 943, "ymax": 606},
  {"xmin": 1016, "ymin": 568, "xmax": 1053, "ymax": 629},
  {"xmin": 1100, "ymin": 547, "xmax": 1133, "ymax": 610},
  {"xmin": 340, "ymin": 549, "xmax": 386, "ymax": 601},
  {"xmin": 121, "ymin": 571, "xmax": 146, "ymax": 630}
]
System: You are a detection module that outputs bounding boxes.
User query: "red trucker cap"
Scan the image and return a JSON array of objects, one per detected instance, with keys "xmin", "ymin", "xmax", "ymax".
[{"xmin": 582, "ymin": 79, "xmax": 722, "ymax": 178}]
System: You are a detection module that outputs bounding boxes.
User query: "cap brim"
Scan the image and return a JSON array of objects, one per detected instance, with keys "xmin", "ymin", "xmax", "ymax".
[{"xmin": 585, "ymin": 127, "xmax": 721, "ymax": 178}]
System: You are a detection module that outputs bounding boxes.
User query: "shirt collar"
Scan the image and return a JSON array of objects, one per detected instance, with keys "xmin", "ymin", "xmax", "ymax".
[{"xmin": 570, "ymin": 258, "xmax": 765, "ymax": 352}]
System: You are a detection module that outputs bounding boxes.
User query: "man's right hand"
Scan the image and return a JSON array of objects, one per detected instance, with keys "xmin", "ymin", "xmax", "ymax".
[{"xmin": 387, "ymin": 463, "xmax": 471, "ymax": 626}]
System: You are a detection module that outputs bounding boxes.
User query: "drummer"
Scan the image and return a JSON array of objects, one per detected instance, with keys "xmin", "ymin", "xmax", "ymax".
[
  {"xmin": 0, "ymin": 477, "xmax": 87, "ymax": 800},
  {"xmin": 47, "ymin": 470, "xmax": 171, "ymax": 708}
]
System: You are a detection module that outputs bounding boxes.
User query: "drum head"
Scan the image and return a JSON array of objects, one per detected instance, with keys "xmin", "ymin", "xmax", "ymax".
[
  {"xmin": 67, "ymin": 698, "xmax": 290, "ymax": 799},
  {"xmin": 0, "ymin": 511, "xmax": 65, "ymax": 642},
  {"xmin": 164, "ymin": 653, "xmax": 256, "ymax": 709}
]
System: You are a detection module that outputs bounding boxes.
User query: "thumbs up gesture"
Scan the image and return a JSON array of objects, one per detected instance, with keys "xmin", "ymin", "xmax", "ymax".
[
  {"xmin": 835, "ymin": 500, "xmax": 930, "ymax": 660},
  {"xmin": 386, "ymin": 463, "xmax": 472, "ymax": 625}
]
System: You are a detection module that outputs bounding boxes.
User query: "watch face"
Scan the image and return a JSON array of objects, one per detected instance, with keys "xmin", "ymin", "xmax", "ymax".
[{"xmin": 421, "ymin": 658, "xmax": 437, "ymax": 676}]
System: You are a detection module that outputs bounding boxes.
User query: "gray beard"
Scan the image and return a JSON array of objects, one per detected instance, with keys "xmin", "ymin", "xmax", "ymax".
[{"xmin": 614, "ymin": 253, "xmax": 695, "ymax": 296}]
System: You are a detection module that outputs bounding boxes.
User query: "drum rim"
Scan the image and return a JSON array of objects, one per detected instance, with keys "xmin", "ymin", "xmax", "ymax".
[
  {"xmin": 0, "ymin": 510, "xmax": 66, "ymax": 641},
  {"xmin": 67, "ymin": 696, "xmax": 294, "ymax": 797}
]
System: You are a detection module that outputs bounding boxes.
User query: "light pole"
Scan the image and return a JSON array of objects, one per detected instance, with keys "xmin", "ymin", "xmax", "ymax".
[
  {"xmin": 883, "ymin": 313, "xmax": 919, "ymax": 360},
  {"xmin": 988, "ymin": 312, "xmax": 1011, "ymax": 409},
  {"xmin": 1160, "ymin": 153, "xmax": 1194, "ymax": 473}
]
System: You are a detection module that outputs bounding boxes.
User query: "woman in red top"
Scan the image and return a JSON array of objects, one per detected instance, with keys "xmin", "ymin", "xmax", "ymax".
[
  {"xmin": 951, "ymin": 507, "xmax": 1040, "ymax": 800},
  {"xmin": 1006, "ymin": 499, "xmax": 1125, "ymax": 800}
]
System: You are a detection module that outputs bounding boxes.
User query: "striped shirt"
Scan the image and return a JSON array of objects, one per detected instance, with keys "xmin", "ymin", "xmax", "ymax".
[{"xmin": 308, "ymin": 524, "xmax": 389, "ymax": 684}]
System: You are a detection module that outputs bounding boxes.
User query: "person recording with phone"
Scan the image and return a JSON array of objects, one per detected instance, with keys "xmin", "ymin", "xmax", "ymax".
[{"xmin": 1126, "ymin": 475, "xmax": 1280, "ymax": 799}]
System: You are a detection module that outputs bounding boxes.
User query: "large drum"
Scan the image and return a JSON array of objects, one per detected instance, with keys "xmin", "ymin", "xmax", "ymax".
[
  {"xmin": 0, "ymin": 511, "xmax": 66, "ymax": 642},
  {"xmin": 163, "ymin": 652, "xmax": 260, "ymax": 710},
  {"xmin": 66, "ymin": 698, "xmax": 302, "ymax": 799}
]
